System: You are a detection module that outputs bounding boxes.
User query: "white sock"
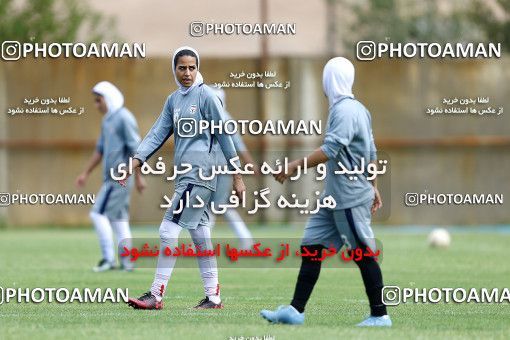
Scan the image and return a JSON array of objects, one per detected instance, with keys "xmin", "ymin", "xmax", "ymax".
[
  {"xmin": 150, "ymin": 220, "xmax": 182, "ymax": 300},
  {"xmin": 208, "ymin": 291, "xmax": 221, "ymax": 304},
  {"xmin": 189, "ymin": 225, "xmax": 220, "ymax": 300},
  {"xmin": 111, "ymin": 220, "xmax": 132, "ymax": 267},
  {"xmin": 225, "ymin": 209, "xmax": 253, "ymax": 249},
  {"xmin": 89, "ymin": 211, "xmax": 114, "ymax": 263}
]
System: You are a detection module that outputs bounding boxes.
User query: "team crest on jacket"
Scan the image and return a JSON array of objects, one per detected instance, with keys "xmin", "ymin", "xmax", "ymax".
[{"xmin": 189, "ymin": 105, "xmax": 197, "ymax": 114}]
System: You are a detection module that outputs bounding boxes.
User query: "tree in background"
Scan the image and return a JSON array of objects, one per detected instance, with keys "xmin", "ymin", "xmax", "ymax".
[
  {"xmin": 0, "ymin": 0, "xmax": 118, "ymax": 43},
  {"xmin": 344, "ymin": 0, "xmax": 508, "ymax": 53},
  {"xmin": 469, "ymin": 0, "xmax": 510, "ymax": 51}
]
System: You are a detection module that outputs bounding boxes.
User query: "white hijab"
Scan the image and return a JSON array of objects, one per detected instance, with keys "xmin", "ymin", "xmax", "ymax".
[
  {"xmin": 172, "ymin": 46, "xmax": 204, "ymax": 95},
  {"xmin": 322, "ymin": 57, "xmax": 355, "ymax": 108},
  {"xmin": 92, "ymin": 81, "xmax": 124, "ymax": 115}
]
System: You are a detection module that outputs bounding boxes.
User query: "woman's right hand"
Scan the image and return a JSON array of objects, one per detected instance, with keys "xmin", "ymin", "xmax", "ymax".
[
  {"xmin": 233, "ymin": 173, "xmax": 246, "ymax": 203},
  {"xmin": 117, "ymin": 158, "xmax": 141, "ymax": 187},
  {"xmin": 75, "ymin": 172, "xmax": 88, "ymax": 188}
]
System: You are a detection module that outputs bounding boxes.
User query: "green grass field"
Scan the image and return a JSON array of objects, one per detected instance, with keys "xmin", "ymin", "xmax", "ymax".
[{"xmin": 1, "ymin": 224, "xmax": 509, "ymax": 339}]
